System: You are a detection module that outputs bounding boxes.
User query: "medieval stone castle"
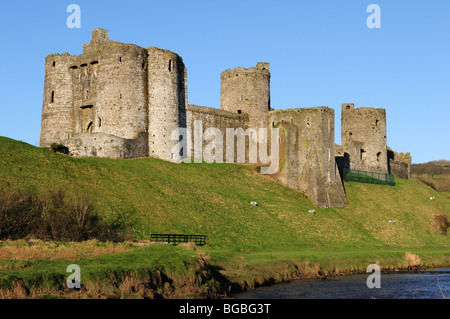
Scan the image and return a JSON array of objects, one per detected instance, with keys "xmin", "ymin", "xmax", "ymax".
[{"xmin": 40, "ymin": 29, "xmax": 411, "ymax": 208}]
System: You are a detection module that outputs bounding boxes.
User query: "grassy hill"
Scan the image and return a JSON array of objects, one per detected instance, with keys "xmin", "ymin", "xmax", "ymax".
[{"xmin": 0, "ymin": 136, "xmax": 450, "ymax": 298}]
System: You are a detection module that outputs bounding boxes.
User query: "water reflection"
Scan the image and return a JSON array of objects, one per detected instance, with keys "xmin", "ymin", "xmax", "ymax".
[{"xmin": 235, "ymin": 269, "xmax": 450, "ymax": 299}]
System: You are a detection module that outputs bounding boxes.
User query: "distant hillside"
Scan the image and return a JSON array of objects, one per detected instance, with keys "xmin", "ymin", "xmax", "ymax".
[
  {"xmin": 411, "ymin": 160, "xmax": 450, "ymax": 194},
  {"xmin": 414, "ymin": 160, "xmax": 450, "ymax": 167}
]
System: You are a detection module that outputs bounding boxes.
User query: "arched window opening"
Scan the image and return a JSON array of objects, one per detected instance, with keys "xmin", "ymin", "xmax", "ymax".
[{"xmin": 377, "ymin": 152, "xmax": 382, "ymax": 162}]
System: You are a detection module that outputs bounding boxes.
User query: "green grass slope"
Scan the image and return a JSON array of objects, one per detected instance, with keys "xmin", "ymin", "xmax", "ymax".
[
  {"xmin": 1, "ymin": 136, "xmax": 449, "ymax": 248},
  {"xmin": 1, "ymin": 136, "xmax": 450, "ymax": 297}
]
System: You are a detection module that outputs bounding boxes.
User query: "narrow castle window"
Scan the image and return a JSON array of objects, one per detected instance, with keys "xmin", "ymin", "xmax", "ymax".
[
  {"xmin": 377, "ymin": 152, "xmax": 382, "ymax": 162},
  {"xmin": 376, "ymin": 119, "xmax": 380, "ymax": 128},
  {"xmin": 361, "ymin": 148, "xmax": 366, "ymax": 161},
  {"xmin": 119, "ymin": 57, "xmax": 122, "ymax": 62},
  {"xmin": 168, "ymin": 60, "xmax": 172, "ymax": 72},
  {"xmin": 50, "ymin": 91, "xmax": 54, "ymax": 103},
  {"xmin": 86, "ymin": 122, "xmax": 93, "ymax": 133},
  {"xmin": 52, "ymin": 61, "xmax": 56, "ymax": 67},
  {"xmin": 98, "ymin": 117, "xmax": 102, "ymax": 128}
]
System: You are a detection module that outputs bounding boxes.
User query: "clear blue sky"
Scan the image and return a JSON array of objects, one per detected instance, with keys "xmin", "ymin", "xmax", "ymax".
[{"xmin": 0, "ymin": 0, "xmax": 448, "ymax": 163}]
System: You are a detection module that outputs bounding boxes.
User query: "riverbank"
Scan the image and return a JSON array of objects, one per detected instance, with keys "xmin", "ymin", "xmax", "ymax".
[{"xmin": 0, "ymin": 240, "xmax": 449, "ymax": 298}]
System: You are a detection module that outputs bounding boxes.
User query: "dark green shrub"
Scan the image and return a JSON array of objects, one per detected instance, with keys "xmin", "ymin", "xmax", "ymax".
[{"xmin": 0, "ymin": 189, "xmax": 126, "ymax": 242}]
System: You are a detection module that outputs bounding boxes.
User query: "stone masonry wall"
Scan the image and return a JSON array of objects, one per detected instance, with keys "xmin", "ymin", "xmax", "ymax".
[
  {"xmin": 186, "ymin": 104, "xmax": 249, "ymax": 162},
  {"xmin": 269, "ymin": 107, "xmax": 346, "ymax": 208},
  {"xmin": 40, "ymin": 53, "xmax": 74, "ymax": 147},
  {"xmin": 220, "ymin": 63, "xmax": 270, "ymax": 131},
  {"xmin": 147, "ymin": 47, "xmax": 187, "ymax": 161},
  {"xmin": 341, "ymin": 103, "xmax": 388, "ymax": 173},
  {"xmin": 387, "ymin": 146, "xmax": 412, "ymax": 179},
  {"xmin": 41, "ymin": 29, "xmax": 149, "ymax": 158}
]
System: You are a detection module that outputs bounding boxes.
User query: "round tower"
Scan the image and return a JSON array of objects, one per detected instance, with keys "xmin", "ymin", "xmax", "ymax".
[
  {"xmin": 220, "ymin": 62, "xmax": 270, "ymax": 130},
  {"xmin": 95, "ymin": 42, "xmax": 149, "ymax": 140},
  {"xmin": 40, "ymin": 53, "xmax": 74, "ymax": 147},
  {"xmin": 147, "ymin": 47, "xmax": 187, "ymax": 161}
]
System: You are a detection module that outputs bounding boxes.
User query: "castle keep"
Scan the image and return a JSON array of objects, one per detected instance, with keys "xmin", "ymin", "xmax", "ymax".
[{"xmin": 40, "ymin": 29, "xmax": 410, "ymax": 208}]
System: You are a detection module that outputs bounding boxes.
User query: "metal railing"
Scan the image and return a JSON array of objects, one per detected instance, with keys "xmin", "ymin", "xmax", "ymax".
[
  {"xmin": 150, "ymin": 234, "xmax": 207, "ymax": 246},
  {"xmin": 344, "ymin": 168, "xmax": 395, "ymax": 186}
]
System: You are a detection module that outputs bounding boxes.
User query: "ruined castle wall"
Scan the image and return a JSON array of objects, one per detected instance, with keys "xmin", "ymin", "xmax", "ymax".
[
  {"xmin": 69, "ymin": 132, "xmax": 148, "ymax": 159},
  {"xmin": 388, "ymin": 147, "xmax": 411, "ymax": 179},
  {"xmin": 186, "ymin": 104, "xmax": 249, "ymax": 161},
  {"xmin": 341, "ymin": 103, "xmax": 388, "ymax": 173},
  {"xmin": 42, "ymin": 29, "xmax": 149, "ymax": 158},
  {"xmin": 68, "ymin": 53, "xmax": 100, "ymax": 135},
  {"xmin": 220, "ymin": 63, "xmax": 270, "ymax": 131},
  {"xmin": 269, "ymin": 107, "xmax": 346, "ymax": 208},
  {"xmin": 40, "ymin": 53, "xmax": 74, "ymax": 147},
  {"xmin": 147, "ymin": 47, "xmax": 187, "ymax": 161}
]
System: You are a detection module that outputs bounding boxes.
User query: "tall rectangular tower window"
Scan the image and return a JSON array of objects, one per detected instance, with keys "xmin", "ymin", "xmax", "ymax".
[
  {"xmin": 50, "ymin": 91, "xmax": 55, "ymax": 103},
  {"xmin": 168, "ymin": 60, "xmax": 172, "ymax": 72}
]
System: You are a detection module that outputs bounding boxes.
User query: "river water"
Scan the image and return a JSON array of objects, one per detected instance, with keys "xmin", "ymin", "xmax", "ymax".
[{"xmin": 234, "ymin": 268, "xmax": 450, "ymax": 299}]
